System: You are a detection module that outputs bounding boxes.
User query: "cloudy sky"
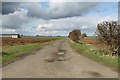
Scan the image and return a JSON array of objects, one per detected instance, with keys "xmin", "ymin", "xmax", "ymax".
[{"xmin": 1, "ymin": 0, "xmax": 118, "ymax": 36}]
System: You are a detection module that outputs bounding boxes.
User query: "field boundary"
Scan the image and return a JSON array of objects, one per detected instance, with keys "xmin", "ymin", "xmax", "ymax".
[
  {"xmin": 68, "ymin": 39, "xmax": 118, "ymax": 71},
  {"xmin": 2, "ymin": 39, "xmax": 60, "ymax": 67}
]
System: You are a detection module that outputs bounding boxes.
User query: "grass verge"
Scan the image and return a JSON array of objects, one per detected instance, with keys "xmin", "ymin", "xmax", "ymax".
[
  {"xmin": 68, "ymin": 39, "xmax": 118, "ymax": 69},
  {"xmin": 2, "ymin": 40, "xmax": 58, "ymax": 66}
]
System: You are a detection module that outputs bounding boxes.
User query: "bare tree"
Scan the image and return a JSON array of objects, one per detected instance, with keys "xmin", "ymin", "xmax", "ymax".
[{"xmin": 96, "ymin": 21, "xmax": 120, "ymax": 56}]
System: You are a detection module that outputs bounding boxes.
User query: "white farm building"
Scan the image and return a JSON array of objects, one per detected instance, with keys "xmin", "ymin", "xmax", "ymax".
[{"xmin": 0, "ymin": 34, "xmax": 20, "ymax": 38}]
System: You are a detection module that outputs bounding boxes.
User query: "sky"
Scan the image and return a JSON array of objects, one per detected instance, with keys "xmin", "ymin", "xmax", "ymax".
[{"xmin": 1, "ymin": 0, "xmax": 118, "ymax": 36}]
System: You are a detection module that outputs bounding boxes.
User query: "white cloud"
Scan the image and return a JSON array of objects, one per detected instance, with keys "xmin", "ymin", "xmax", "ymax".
[
  {"xmin": 24, "ymin": 2, "xmax": 99, "ymax": 19},
  {"xmin": 27, "ymin": 2, "xmax": 48, "ymax": 19},
  {"xmin": 2, "ymin": 2, "xmax": 118, "ymax": 36},
  {"xmin": 2, "ymin": 2, "xmax": 26, "ymax": 14},
  {"xmin": 99, "ymin": 16, "xmax": 117, "ymax": 22},
  {"xmin": 2, "ymin": 28, "xmax": 17, "ymax": 34},
  {"xmin": 47, "ymin": 2, "xmax": 98, "ymax": 19},
  {"xmin": 36, "ymin": 15, "xmax": 117, "ymax": 36},
  {"xmin": 2, "ymin": 9, "xmax": 29, "ymax": 29},
  {"xmin": 2, "ymin": 28, "xmax": 15, "ymax": 32}
]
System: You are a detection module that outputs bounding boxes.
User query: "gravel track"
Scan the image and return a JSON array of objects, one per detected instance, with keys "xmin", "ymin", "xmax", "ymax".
[{"xmin": 2, "ymin": 38, "xmax": 118, "ymax": 78}]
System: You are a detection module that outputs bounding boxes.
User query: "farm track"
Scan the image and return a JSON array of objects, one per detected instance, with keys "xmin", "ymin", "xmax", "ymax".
[{"xmin": 2, "ymin": 38, "xmax": 118, "ymax": 78}]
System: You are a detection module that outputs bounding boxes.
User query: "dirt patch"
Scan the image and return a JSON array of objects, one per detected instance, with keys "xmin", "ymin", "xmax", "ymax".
[
  {"xmin": 80, "ymin": 38, "xmax": 101, "ymax": 45},
  {"xmin": 81, "ymin": 71, "xmax": 102, "ymax": 78},
  {"xmin": 45, "ymin": 49, "xmax": 67, "ymax": 62},
  {"xmin": 1, "ymin": 37, "xmax": 60, "ymax": 46}
]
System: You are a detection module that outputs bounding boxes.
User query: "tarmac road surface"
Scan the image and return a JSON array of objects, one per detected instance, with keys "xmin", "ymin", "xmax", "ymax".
[{"xmin": 2, "ymin": 38, "xmax": 118, "ymax": 78}]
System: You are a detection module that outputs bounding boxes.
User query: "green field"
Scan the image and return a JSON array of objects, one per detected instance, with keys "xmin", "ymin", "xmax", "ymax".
[
  {"xmin": 68, "ymin": 39, "xmax": 118, "ymax": 68},
  {"xmin": 2, "ymin": 40, "xmax": 56, "ymax": 66}
]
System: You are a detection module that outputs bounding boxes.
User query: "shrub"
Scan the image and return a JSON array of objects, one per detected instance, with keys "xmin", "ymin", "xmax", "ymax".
[
  {"xmin": 96, "ymin": 21, "xmax": 120, "ymax": 56},
  {"xmin": 68, "ymin": 29, "xmax": 81, "ymax": 42}
]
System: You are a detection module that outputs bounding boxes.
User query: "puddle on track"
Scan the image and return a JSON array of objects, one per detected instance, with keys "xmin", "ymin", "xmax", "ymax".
[
  {"xmin": 81, "ymin": 71, "xmax": 103, "ymax": 78},
  {"xmin": 45, "ymin": 49, "xmax": 68, "ymax": 62}
]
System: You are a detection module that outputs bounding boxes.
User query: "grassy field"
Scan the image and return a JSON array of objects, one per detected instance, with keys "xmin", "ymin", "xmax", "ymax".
[
  {"xmin": 2, "ymin": 39, "xmax": 59, "ymax": 66},
  {"xmin": 68, "ymin": 39, "xmax": 118, "ymax": 68}
]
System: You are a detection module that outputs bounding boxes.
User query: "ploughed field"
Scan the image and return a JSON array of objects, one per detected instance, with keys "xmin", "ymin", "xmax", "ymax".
[
  {"xmin": 1, "ymin": 37, "xmax": 59, "ymax": 46},
  {"xmin": 80, "ymin": 38, "xmax": 102, "ymax": 45}
]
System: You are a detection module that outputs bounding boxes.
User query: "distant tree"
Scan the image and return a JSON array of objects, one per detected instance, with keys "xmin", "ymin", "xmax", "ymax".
[
  {"xmin": 68, "ymin": 29, "xmax": 81, "ymax": 42},
  {"xmin": 81, "ymin": 33, "xmax": 87, "ymax": 38},
  {"xmin": 18, "ymin": 34, "xmax": 21, "ymax": 38},
  {"xmin": 36, "ymin": 35, "xmax": 39, "ymax": 37},
  {"xmin": 57, "ymin": 35, "xmax": 60, "ymax": 37}
]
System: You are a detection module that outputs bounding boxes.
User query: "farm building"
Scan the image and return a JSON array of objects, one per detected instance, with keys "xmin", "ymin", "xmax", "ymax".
[{"xmin": 0, "ymin": 34, "xmax": 20, "ymax": 38}]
